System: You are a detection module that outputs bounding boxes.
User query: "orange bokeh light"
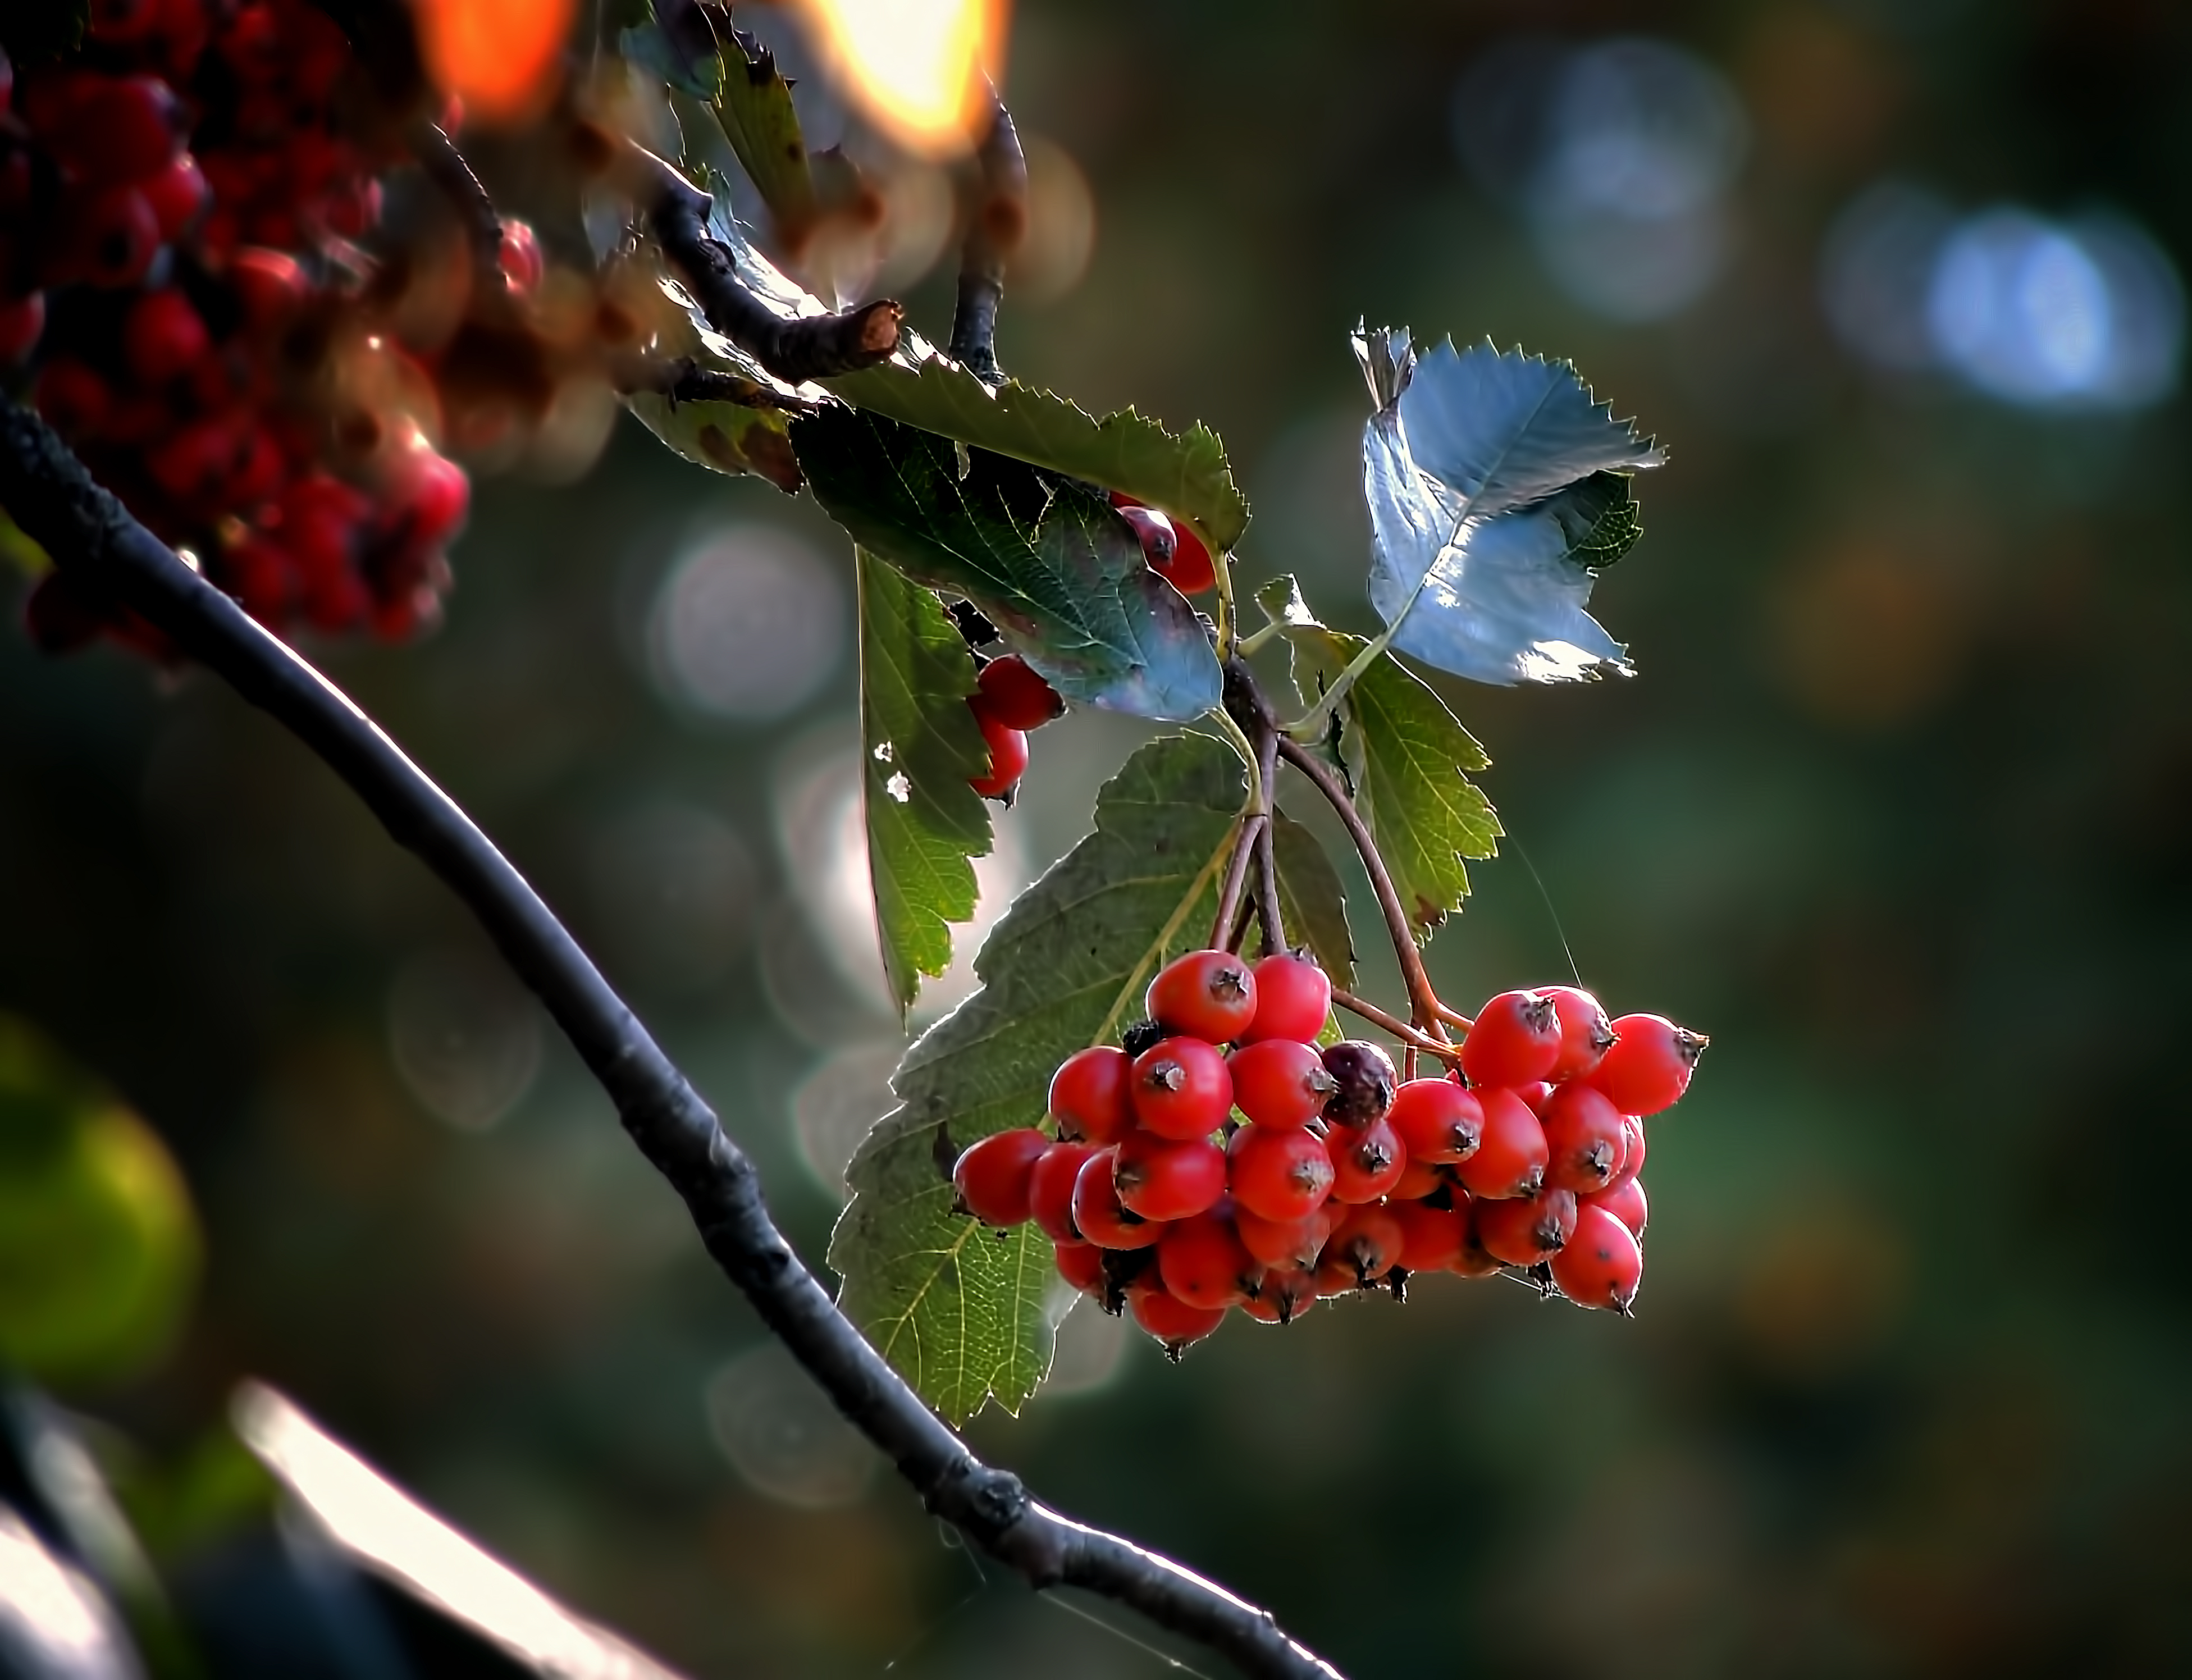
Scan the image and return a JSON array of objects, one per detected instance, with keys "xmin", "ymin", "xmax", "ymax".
[
  {"xmin": 413, "ymin": 0, "xmax": 576, "ymax": 126},
  {"xmin": 794, "ymin": 0, "xmax": 1010, "ymax": 156}
]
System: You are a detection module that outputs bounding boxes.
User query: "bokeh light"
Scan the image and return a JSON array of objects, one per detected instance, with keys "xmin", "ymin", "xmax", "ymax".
[
  {"xmin": 1011, "ymin": 136, "xmax": 1097, "ymax": 305},
  {"xmin": 386, "ymin": 949, "xmax": 543, "ymax": 1133},
  {"xmin": 585, "ymin": 802, "xmax": 756, "ymax": 997},
  {"xmin": 792, "ymin": 0, "xmax": 1008, "ymax": 156},
  {"xmin": 413, "ymin": 0, "xmax": 574, "ymax": 126},
  {"xmin": 647, "ymin": 527, "xmax": 845, "ymax": 724},
  {"xmin": 705, "ymin": 1344, "xmax": 880, "ymax": 1509}
]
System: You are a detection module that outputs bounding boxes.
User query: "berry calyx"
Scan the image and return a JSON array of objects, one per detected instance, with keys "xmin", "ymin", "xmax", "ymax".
[
  {"xmin": 1129, "ymin": 1035, "xmax": 1234, "ymax": 1140},
  {"xmin": 967, "ymin": 705, "xmax": 1029, "ymax": 798},
  {"xmin": 1542, "ymin": 985, "xmax": 1617, "ymax": 1082},
  {"xmin": 1590, "ymin": 1015, "xmax": 1709, "ymax": 1116},
  {"xmin": 1114, "ymin": 1131, "xmax": 1227, "ymax": 1222},
  {"xmin": 1029, "ymin": 1139, "xmax": 1098, "ymax": 1241},
  {"xmin": 1549, "ymin": 1204, "xmax": 1643, "ymax": 1312},
  {"xmin": 1240, "ymin": 952, "xmax": 1331, "ymax": 1043},
  {"xmin": 1048, "ymin": 1045, "xmax": 1135, "ymax": 1144},
  {"xmin": 1227, "ymin": 1038, "xmax": 1336, "ymax": 1129},
  {"xmin": 1226, "ymin": 1123, "xmax": 1335, "ymax": 1222},
  {"xmin": 974, "ymin": 654, "xmax": 1065, "ymax": 730},
  {"xmin": 1318, "ymin": 1204, "xmax": 1404, "ymax": 1291},
  {"xmin": 1387, "ymin": 1077, "xmax": 1483, "ymax": 1164},
  {"xmin": 1157, "ymin": 1213, "xmax": 1257, "ymax": 1310},
  {"xmin": 1327, "ymin": 1115, "xmax": 1406, "ymax": 1203},
  {"xmin": 1129, "ymin": 1284, "xmax": 1227, "ymax": 1358},
  {"xmin": 1459, "ymin": 989, "xmax": 1563, "ymax": 1087},
  {"xmin": 951, "ymin": 1127, "xmax": 1051, "ymax": 1226},
  {"xmin": 1537, "ymin": 1081, "xmax": 1628, "ymax": 1195},
  {"xmin": 1239, "ymin": 1265, "xmax": 1318, "ymax": 1325},
  {"xmin": 1233, "ymin": 1202, "xmax": 1339, "ymax": 1271},
  {"xmin": 1474, "ymin": 1186, "xmax": 1579, "ymax": 1267},
  {"xmin": 1146, "ymin": 948, "xmax": 1257, "ymax": 1043},
  {"xmin": 1452, "ymin": 1086, "xmax": 1549, "ymax": 1200},
  {"xmin": 1116, "ymin": 503, "xmax": 1176, "ymax": 567},
  {"xmin": 1319, "ymin": 1040, "xmax": 1396, "ymax": 1126},
  {"xmin": 1070, "ymin": 1147, "xmax": 1163, "ymax": 1249}
]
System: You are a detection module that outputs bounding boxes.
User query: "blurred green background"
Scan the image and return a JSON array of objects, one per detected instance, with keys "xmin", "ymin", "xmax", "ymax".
[{"xmin": 6, "ymin": 0, "xmax": 2192, "ymax": 1673}]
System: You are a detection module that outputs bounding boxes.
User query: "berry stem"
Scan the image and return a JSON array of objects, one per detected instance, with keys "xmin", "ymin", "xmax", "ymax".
[
  {"xmin": 0, "ymin": 401, "xmax": 1346, "ymax": 1680},
  {"xmin": 1433, "ymin": 1001, "xmax": 1477, "ymax": 1034},
  {"xmin": 1209, "ymin": 812, "xmax": 1268, "ymax": 953},
  {"xmin": 408, "ymin": 117, "xmax": 508, "ymax": 310},
  {"xmin": 946, "ymin": 77, "xmax": 1026, "ymax": 386},
  {"xmin": 1276, "ymin": 735, "xmax": 1450, "ymax": 1042},
  {"xmin": 1252, "ymin": 718, "xmax": 1286, "ymax": 955},
  {"xmin": 1330, "ymin": 988, "xmax": 1463, "ymax": 1066}
]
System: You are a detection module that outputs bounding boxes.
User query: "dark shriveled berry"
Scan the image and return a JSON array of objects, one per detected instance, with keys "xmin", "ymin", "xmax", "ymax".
[{"xmin": 1319, "ymin": 1040, "xmax": 1396, "ymax": 1126}]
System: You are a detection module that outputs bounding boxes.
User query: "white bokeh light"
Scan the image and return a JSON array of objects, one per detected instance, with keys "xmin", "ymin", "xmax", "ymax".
[
  {"xmin": 647, "ymin": 526, "xmax": 844, "ymax": 722},
  {"xmin": 387, "ymin": 948, "xmax": 543, "ymax": 1133},
  {"xmin": 705, "ymin": 1343, "xmax": 879, "ymax": 1510},
  {"xmin": 1820, "ymin": 180, "xmax": 1958, "ymax": 371}
]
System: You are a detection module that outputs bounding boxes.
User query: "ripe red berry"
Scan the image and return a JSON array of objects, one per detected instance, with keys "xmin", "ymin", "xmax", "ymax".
[
  {"xmin": 1590, "ymin": 1015, "xmax": 1709, "ymax": 1116},
  {"xmin": 1146, "ymin": 948, "xmax": 1257, "ymax": 1043},
  {"xmin": 1156, "ymin": 522, "xmax": 1216, "ymax": 595},
  {"xmin": 0, "ymin": 292, "xmax": 43, "ymax": 364},
  {"xmin": 1226, "ymin": 1038, "xmax": 1335, "ymax": 1129},
  {"xmin": 148, "ymin": 413, "xmax": 244, "ymax": 503},
  {"xmin": 1459, "ymin": 989, "xmax": 1563, "ymax": 1087},
  {"xmin": 1239, "ymin": 1264, "xmax": 1318, "ymax": 1325},
  {"xmin": 1582, "ymin": 1176, "xmax": 1648, "ymax": 1241},
  {"xmin": 1327, "ymin": 1115, "xmax": 1406, "ymax": 1203},
  {"xmin": 1392, "ymin": 1198, "xmax": 1469, "ymax": 1273},
  {"xmin": 1475, "ymin": 1186, "xmax": 1578, "ymax": 1267},
  {"xmin": 1510, "ymin": 1080, "xmax": 1554, "ymax": 1115},
  {"xmin": 125, "ymin": 289, "xmax": 211, "ymax": 384},
  {"xmin": 1115, "ymin": 1131, "xmax": 1226, "ymax": 1222},
  {"xmin": 56, "ymin": 185, "xmax": 161, "ymax": 289},
  {"xmin": 1452, "ymin": 1087, "xmax": 1549, "ymax": 1200},
  {"xmin": 141, "ymin": 153, "xmax": 209, "ymax": 240},
  {"xmin": 1232, "ymin": 1202, "xmax": 1339, "ymax": 1271},
  {"xmin": 966, "ymin": 705, "xmax": 1029, "ymax": 798},
  {"xmin": 1129, "ymin": 1282, "xmax": 1226, "ymax": 1357},
  {"xmin": 1053, "ymin": 1238, "xmax": 1104, "ymax": 1295},
  {"xmin": 1240, "ymin": 952, "xmax": 1331, "ymax": 1043},
  {"xmin": 1116, "ymin": 503, "xmax": 1176, "ymax": 567},
  {"xmin": 1226, "ymin": 1123, "xmax": 1335, "ymax": 1222},
  {"xmin": 1543, "ymin": 985, "xmax": 1617, "ymax": 1082},
  {"xmin": 1388, "ymin": 1156, "xmax": 1444, "ymax": 1200},
  {"xmin": 1318, "ymin": 1204, "xmax": 1404, "ymax": 1290},
  {"xmin": 1550, "ymin": 1204, "xmax": 1643, "ymax": 1312},
  {"xmin": 1605, "ymin": 1117, "xmax": 1647, "ymax": 1191},
  {"xmin": 951, "ymin": 1127, "xmax": 1050, "ymax": 1226},
  {"xmin": 1387, "ymin": 1077, "xmax": 1483, "ymax": 1165},
  {"xmin": 1070, "ymin": 1147, "xmax": 1163, "ymax": 1249},
  {"xmin": 1319, "ymin": 1040, "xmax": 1396, "ymax": 1126},
  {"xmin": 974, "ymin": 654, "xmax": 1064, "ymax": 730},
  {"xmin": 227, "ymin": 247, "xmax": 307, "ymax": 330},
  {"xmin": 498, "ymin": 218, "xmax": 544, "ymax": 294},
  {"xmin": 35, "ymin": 358, "xmax": 112, "ymax": 440},
  {"xmin": 1048, "ymin": 1045, "xmax": 1134, "ymax": 1144},
  {"xmin": 1538, "ymin": 1081, "xmax": 1628, "ymax": 1195},
  {"xmin": 1129, "ymin": 1035, "xmax": 1233, "ymax": 1140},
  {"xmin": 1028, "ymin": 1139, "xmax": 1097, "ymax": 1241},
  {"xmin": 35, "ymin": 74, "xmax": 185, "ymax": 187},
  {"xmin": 1157, "ymin": 1213, "xmax": 1256, "ymax": 1310}
]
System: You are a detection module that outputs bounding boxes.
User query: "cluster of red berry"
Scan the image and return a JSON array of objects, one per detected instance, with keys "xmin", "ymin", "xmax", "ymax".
[
  {"xmin": 1110, "ymin": 491, "xmax": 1214, "ymax": 597},
  {"xmin": 951, "ymin": 948, "xmax": 1704, "ymax": 1358},
  {"xmin": 2, "ymin": 1, "xmax": 478, "ymax": 650},
  {"xmin": 963, "ymin": 652, "xmax": 1061, "ymax": 801}
]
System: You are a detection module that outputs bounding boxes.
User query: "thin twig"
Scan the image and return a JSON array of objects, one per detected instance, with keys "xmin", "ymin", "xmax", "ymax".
[
  {"xmin": 618, "ymin": 142, "xmax": 903, "ymax": 385},
  {"xmin": 1210, "ymin": 813, "xmax": 1267, "ymax": 953},
  {"xmin": 1275, "ymin": 737, "xmax": 1448, "ymax": 1043},
  {"xmin": 0, "ymin": 403, "xmax": 1346, "ymax": 1680},
  {"xmin": 1329, "ymin": 989, "xmax": 1462, "ymax": 1066},
  {"xmin": 408, "ymin": 118, "xmax": 506, "ymax": 308},
  {"xmin": 1252, "ymin": 724, "xmax": 1285, "ymax": 957},
  {"xmin": 1434, "ymin": 1001, "xmax": 1476, "ymax": 1034},
  {"xmin": 947, "ymin": 77, "xmax": 1027, "ymax": 385}
]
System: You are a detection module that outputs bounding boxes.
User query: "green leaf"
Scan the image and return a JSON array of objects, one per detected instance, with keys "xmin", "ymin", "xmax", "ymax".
[
  {"xmin": 1555, "ymin": 471, "xmax": 1645, "ymax": 570},
  {"xmin": 827, "ymin": 349, "xmax": 1250, "ymax": 553},
  {"xmin": 858, "ymin": 551, "xmax": 994, "ymax": 1019},
  {"xmin": 1269, "ymin": 810, "xmax": 1355, "ymax": 989},
  {"xmin": 712, "ymin": 25, "xmax": 820, "ymax": 248},
  {"xmin": 1260, "ymin": 577, "xmax": 1502, "ymax": 943},
  {"xmin": 793, "ymin": 406, "xmax": 1223, "ymax": 722},
  {"xmin": 619, "ymin": 18, "xmax": 723, "ymax": 99},
  {"xmin": 623, "ymin": 389, "xmax": 805, "ymax": 491},
  {"xmin": 830, "ymin": 733, "xmax": 1248, "ymax": 1419}
]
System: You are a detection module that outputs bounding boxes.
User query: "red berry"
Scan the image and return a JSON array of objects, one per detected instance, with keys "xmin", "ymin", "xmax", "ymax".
[
  {"xmin": 1510, "ymin": 1080, "xmax": 1554, "ymax": 1115},
  {"xmin": 1474, "ymin": 1186, "xmax": 1578, "ymax": 1267},
  {"xmin": 1453, "ymin": 1205, "xmax": 1504, "ymax": 1277},
  {"xmin": 1116, "ymin": 503, "xmax": 1176, "ymax": 567},
  {"xmin": 1226, "ymin": 1122, "xmax": 1334, "ymax": 1222},
  {"xmin": 1605, "ymin": 1117, "xmax": 1647, "ymax": 1191},
  {"xmin": 1240, "ymin": 952, "xmax": 1331, "ymax": 1044},
  {"xmin": 89, "ymin": 0, "xmax": 162, "ymax": 43},
  {"xmin": 394, "ymin": 448, "xmax": 471, "ymax": 544},
  {"xmin": 125, "ymin": 289, "xmax": 211, "ymax": 384},
  {"xmin": 1538, "ymin": 1081, "xmax": 1628, "ymax": 1195},
  {"xmin": 1239, "ymin": 1265, "xmax": 1318, "ymax": 1325},
  {"xmin": 1070, "ymin": 1147, "xmax": 1163, "ymax": 1249},
  {"xmin": 1129, "ymin": 1282, "xmax": 1226, "ymax": 1356},
  {"xmin": 1226, "ymin": 1038, "xmax": 1335, "ymax": 1129},
  {"xmin": 34, "ymin": 74, "xmax": 185, "ymax": 188},
  {"xmin": 227, "ymin": 248, "xmax": 307, "ymax": 331},
  {"xmin": 1543, "ymin": 985, "xmax": 1616, "ymax": 1082},
  {"xmin": 1550, "ymin": 1204, "xmax": 1643, "ymax": 1312},
  {"xmin": 1157, "ymin": 1213, "xmax": 1256, "ymax": 1310},
  {"xmin": 1048, "ymin": 1045, "xmax": 1134, "ymax": 1144},
  {"xmin": 951, "ymin": 1126, "xmax": 1050, "ymax": 1226},
  {"xmin": 1317, "ymin": 1204, "xmax": 1404, "ymax": 1290},
  {"xmin": 1459, "ymin": 989, "xmax": 1563, "ymax": 1087},
  {"xmin": 1452, "ymin": 1087, "xmax": 1549, "ymax": 1200},
  {"xmin": 1590, "ymin": 1015, "xmax": 1708, "ymax": 1116},
  {"xmin": 0, "ymin": 292, "xmax": 43, "ymax": 364},
  {"xmin": 1319, "ymin": 1040, "xmax": 1396, "ymax": 1126},
  {"xmin": 1146, "ymin": 948, "xmax": 1257, "ymax": 1043},
  {"xmin": 498, "ymin": 218, "xmax": 544, "ymax": 294},
  {"xmin": 1156, "ymin": 522, "xmax": 1216, "ymax": 595},
  {"xmin": 1129, "ymin": 1035, "xmax": 1233, "ymax": 1140},
  {"xmin": 1388, "ymin": 1155, "xmax": 1445, "ymax": 1200},
  {"xmin": 967, "ymin": 705, "xmax": 1028, "ymax": 798},
  {"xmin": 1233, "ymin": 1202, "xmax": 1339, "ymax": 1271},
  {"xmin": 34, "ymin": 358, "xmax": 112, "ymax": 439},
  {"xmin": 1054, "ymin": 1238, "xmax": 1104, "ymax": 1295},
  {"xmin": 1387, "ymin": 1077, "xmax": 1482, "ymax": 1165},
  {"xmin": 1582, "ymin": 1177, "xmax": 1648, "ymax": 1241},
  {"xmin": 147, "ymin": 412, "xmax": 244, "ymax": 503},
  {"xmin": 974, "ymin": 654, "xmax": 1064, "ymax": 730},
  {"xmin": 55, "ymin": 185, "xmax": 160, "ymax": 289},
  {"xmin": 141, "ymin": 154, "xmax": 210, "ymax": 241},
  {"xmin": 1327, "ymin": 1115, "xmax": 1406, "ymax": 1203},
  {"xmin": 1392, "ymin": 1199, "xmax": 1469, "ymax": 1273},
  {"xmin": 1115, "ymin": 1131, "xmax": 1226, "ymax": 1222},
  {"xmin": 1028, "ymin": 1139, "xmax": 1097, "ymax": 1241}
]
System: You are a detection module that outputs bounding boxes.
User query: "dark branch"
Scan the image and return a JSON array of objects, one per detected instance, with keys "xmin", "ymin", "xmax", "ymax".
[
  {"xmin": 620, "ymin": 143, "xmax": 902, "ymax": 386},
  {"xmin": 0, "ymin": 401, "xmax": 1346, "ymax": 1680},
  {"xmin": 947, "ymin": 77, "xmax": 1027, "ymax": 385}
]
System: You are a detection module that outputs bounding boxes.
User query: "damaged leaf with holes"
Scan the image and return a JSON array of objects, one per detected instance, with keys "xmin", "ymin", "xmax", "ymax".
[{"xmin": 830, "ymin": 733, "xmax": 1246, "ymax": 1419}]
